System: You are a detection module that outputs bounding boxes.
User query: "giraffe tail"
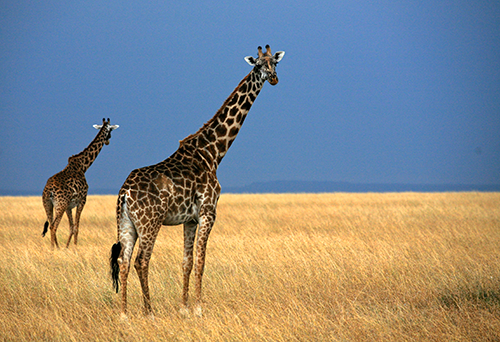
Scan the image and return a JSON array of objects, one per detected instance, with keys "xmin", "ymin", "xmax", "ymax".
[
  {"xmin": 110, "ymin": 242, "xmax": 122, "ymax": 293},
  {"xmin": 42, "ymin": 221, "xmax": 49, "ymax": 237}
]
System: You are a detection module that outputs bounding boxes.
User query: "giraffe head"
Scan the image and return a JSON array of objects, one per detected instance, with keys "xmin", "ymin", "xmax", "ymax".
[
  {"xmin": 244, "ymin": 45, "xmax": 285, "ymax": 85},
  {"xmin": 93, "ymin": 118, "xmax": 119, "ymax": 145}
]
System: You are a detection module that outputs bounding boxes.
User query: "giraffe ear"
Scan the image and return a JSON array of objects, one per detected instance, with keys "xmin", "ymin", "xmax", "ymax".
[
  {"xmin": 110, "ymin": 125, "xmax": 119, "ymax": 130},
  {"xmin": 93, "ymin": 124, "xmax": 103, "ymax": 130},
  {"xmin": 244, "ymin": 56, "xmax": 257, "ymax": 66},
  {"xmin": 274, "ymin": 51, "xmax": 285, "ymax": 62}
]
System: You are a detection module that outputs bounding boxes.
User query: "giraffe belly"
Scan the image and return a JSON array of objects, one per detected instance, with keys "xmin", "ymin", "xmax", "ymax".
[
  {"xmin": 162, "ymin": 206, "xmax": 199, "ymax": 226},
  {"xmin": 68, "ymin": 193, "xmax": 83, "ymax": 209},
  {"xmin": 162, "ymin": 197, "xmax": 200, "ymax": 226},
  {"xmin": 68, "ymin": 200, "xmax": 78, "ymax": 210}
]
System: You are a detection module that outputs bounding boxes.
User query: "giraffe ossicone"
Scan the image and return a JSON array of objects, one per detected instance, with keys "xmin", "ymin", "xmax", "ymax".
[
  {"xmin": 42, "ymin": 118, "xmax": 119, "ymax": 249},
  {"xmin": 110, "ymin": 45, "xmax": 285, "ymax": 318}
]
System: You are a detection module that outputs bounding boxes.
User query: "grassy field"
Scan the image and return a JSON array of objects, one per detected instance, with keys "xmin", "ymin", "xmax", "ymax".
[{"xmin": 0, "ymin": 192, "xmax": 499, "ymax": 341}]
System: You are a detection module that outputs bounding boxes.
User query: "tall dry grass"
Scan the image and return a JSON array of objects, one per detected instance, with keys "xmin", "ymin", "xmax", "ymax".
[{"xmin": 0, "ymin": 193, "xmax": 499, "ymax": 341}]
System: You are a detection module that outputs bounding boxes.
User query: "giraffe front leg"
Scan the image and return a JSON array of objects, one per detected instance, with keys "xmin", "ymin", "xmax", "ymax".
[
  {"xmin": 193, "ymin": 212, "xmax": 215, "ymax": 317},
  {"xmin": 180, "ymin": 220, "xmax": 197, "ymax": 316},
  {"xmin": 72, "ymin": 198, "xmax": 86, "ymax": 246},
  {"xmin": 65, "ymin": 208, "xmax": 74, "ymax": 248}
]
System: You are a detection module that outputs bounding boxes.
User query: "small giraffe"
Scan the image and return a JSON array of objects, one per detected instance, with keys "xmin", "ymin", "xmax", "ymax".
[
  {"xmin": 110, "ymin": 45, "xmax": 285, "ymax": 318},
  {"xmin": 42, "ymin": 118, "xmax": 119, "ymax": 249}
]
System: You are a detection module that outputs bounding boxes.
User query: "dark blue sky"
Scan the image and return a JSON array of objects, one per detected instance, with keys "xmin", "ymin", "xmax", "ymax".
[{"xmin": 1, "ymin": 1, "xmax": 499, "ymax": 194}]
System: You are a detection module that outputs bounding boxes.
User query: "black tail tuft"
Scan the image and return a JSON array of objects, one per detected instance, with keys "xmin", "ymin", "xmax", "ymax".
[
  {"xmin": 110, "ymin": 242, "xmax": 122, "ymax": 293},
  {"xmin": 42, "ymin": 221, "xmax": 49, "ymax": 237}
]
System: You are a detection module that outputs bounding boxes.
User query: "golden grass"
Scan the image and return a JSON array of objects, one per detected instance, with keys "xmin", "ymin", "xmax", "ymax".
[{"xmin": 0, "ymin": 192, "xmax": 499, "ymax": 341}]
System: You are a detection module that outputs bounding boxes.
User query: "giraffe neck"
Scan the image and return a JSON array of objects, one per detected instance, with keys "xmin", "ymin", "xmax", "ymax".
[
  {"xmin": 67, "ymin": 128, "xmax": 108, "ymax": 173},
  {"xmin": 178, "ymin": 67, "xmax": 265, "ymax": 170}
]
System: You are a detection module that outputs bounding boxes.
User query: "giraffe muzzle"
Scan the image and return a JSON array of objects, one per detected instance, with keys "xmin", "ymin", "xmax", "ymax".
[{"xmin": 268, "ymin": 75, "xmax": 279, "ymax": 85}]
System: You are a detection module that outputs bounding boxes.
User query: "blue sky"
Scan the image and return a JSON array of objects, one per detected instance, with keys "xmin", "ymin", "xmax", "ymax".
[{"xmin": 1, "ymin": 1, "xmax": 499, "ymax": 194}]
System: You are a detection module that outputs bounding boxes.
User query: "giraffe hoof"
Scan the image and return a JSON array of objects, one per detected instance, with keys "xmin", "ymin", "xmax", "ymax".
[
  {"xmin": 120, "ymin": 313, "xmax": 129, "ymax": 323},
  {"xmin": 193, "ymin": 305, "xmax": 203, "ymax": 318},
  {"xmin": 179, "ymin": 305, "xmax": 190, "ymax": 318}
]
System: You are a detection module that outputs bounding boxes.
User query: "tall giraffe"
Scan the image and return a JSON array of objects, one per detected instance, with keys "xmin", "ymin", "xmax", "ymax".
[
  {"xmin": 42, "ymin": 118, "xmax": 119, "ymax": 249},
  {"xmin": 110, "ymin": 45, "xmax": 285, "ymax": 318}
]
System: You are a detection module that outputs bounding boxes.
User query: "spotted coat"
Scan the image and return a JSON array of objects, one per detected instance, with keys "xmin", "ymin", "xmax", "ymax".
[{"xmin": 111, "ymin": 45, "xmax": 285, "ymax": 318}]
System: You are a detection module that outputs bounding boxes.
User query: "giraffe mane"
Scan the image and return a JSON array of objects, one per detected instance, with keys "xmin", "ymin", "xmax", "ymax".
[{"xmin": 178, "ymin": 71, "xmax": 252, "ymax": 148}]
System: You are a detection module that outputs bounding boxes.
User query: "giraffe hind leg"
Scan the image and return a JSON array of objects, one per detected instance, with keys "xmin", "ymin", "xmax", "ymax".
[
  {"xmin": 50, "ymin": 207, "xmax": 66, "ymax": 249},
  {"xmin": 115, "ymin": 201, "xmax": 138, "ymax": 317},
  {"xmin": 134, "ymin": 244, "xmax": 153, "ymax": 316},
  {"xmin": 134, "ymin": 222, "xmax": 161, "ymax": 317}
]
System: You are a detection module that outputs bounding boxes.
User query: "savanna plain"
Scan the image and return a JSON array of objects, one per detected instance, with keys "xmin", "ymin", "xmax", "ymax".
[{"xmin": 0, "ymin": 192, "xmax": 499, "ymax": 341}]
